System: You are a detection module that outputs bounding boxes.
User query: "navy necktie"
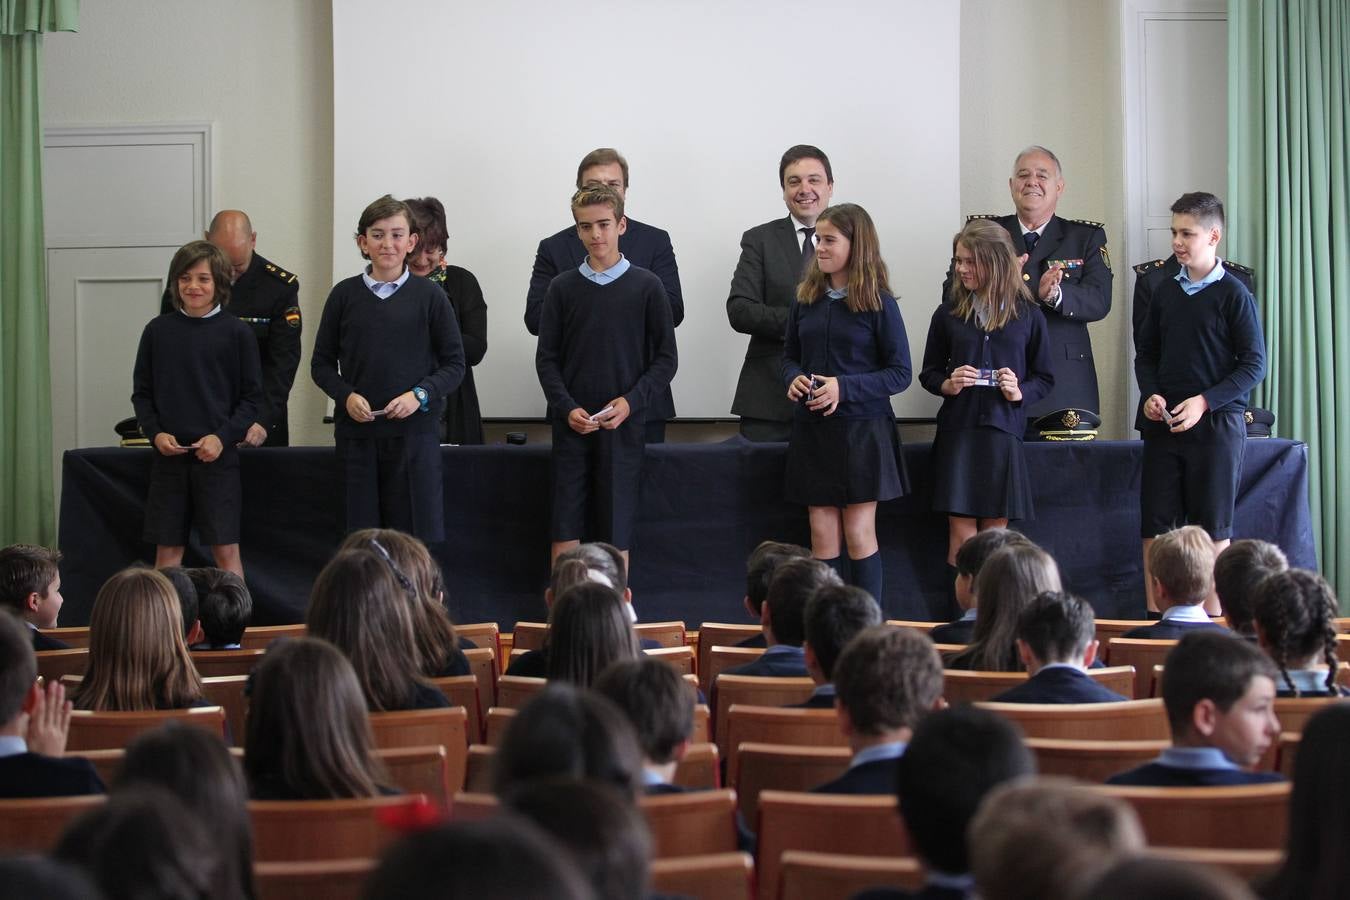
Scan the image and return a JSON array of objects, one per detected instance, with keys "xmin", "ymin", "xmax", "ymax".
[
  {"xmin": 801, "ymin": 227, "xmax": 816, "ymax": 271},
  {"xmin": 1024, "ymin": 231, "xmax": 1040, "ymax": 254}
]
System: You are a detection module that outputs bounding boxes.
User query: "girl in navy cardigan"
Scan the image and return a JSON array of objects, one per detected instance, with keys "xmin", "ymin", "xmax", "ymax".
[
  {"xmin": 920, "ymin": 219, "xmax": 1053, "ymax": 567},
  {"xmin": 781, "ymin": 203, "xmax": 911, "ymax": 603}
]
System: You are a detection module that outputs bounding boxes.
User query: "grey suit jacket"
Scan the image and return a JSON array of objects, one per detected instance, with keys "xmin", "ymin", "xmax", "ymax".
[{"xmin": 727, "ymin": 216, "xmax": 809, "ymax": 421}]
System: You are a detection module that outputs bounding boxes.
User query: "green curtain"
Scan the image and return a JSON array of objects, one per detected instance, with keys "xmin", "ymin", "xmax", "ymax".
[
  {"xmin": 0, "ymin": 0, "xmax": 77, "ymax": 547},
  {"xmin": 1229, "ymin": 0, "xmax": 1350, "ymax": 600}
]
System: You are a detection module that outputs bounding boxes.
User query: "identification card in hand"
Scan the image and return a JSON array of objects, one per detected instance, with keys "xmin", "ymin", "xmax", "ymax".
[
  {"xmin": 588, "ymin": 405, "xmax": 615, "ymax": 423},
  {"xmin": 972, "ymin": 368, "xmax": 997, "ymax": 387},
  {"xmin": 1160, "ymin": 406, "xmax": 1175, "ymax": 426}
]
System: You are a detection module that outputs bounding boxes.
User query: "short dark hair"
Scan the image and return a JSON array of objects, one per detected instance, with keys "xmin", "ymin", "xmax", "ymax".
[
  {"xmin": 804, "ymin": 584, "xmax": 882, "ymax": 680},
  {"xmin": 778, "ymin": 144, "xmax": 833, "ymax": 186},
  {"xmin": 1215, "ymin": 539, "xmax": 1288, "ymax": 635},
  {"xmin": 593, "ymin": 657, "xmax": 695, "ymax": 765},
  {"xmin": 403, "ymin": 196, "xmax": 449, "ymax": 255},
  {"xmin": 896, "ymin": 706, "xmax": 1035, "ymax": 874},
  {"xmin": 954, "ymin": 528, "xmax": 1030, "ymax": 580},
  {"xmin": 745, "ymin": 540, "xmax": 811, "ymax": 616},
  {"xmin": 764, "ymin": 558, "xmax": 841, "ymax": 647},
  {"xmin": 575, "ymin": 148, "xmax": 629, "ymax": 189},
  {"xmin": 355, "ymin": 195, "xmax": 415, "ymax": 260},
  {"xmin": 195, "ymin": 570, "xmax": 252, "ymax": 646},
  {"xmin": 570, "ymin": 184, "xmax": 624, "ymax": 225},
  {"xmin": 1254, "ymin": 568, "xmax": 1340, "ymax": 696},
  {"xmin": 0, "ymin": 611, "xmax": 37, "ymax": 723},
  {"xmin": 1016, "ymin": 591, "xmax": 1095, "ymax": 664},
  {"xmin": 0, "ymin": 543, "xmax": 61, "ymax": 614},
  {"xmin": 835, "ymin": 626, "xmax": 943, "ymax": 736},
  {"xmin": 1161, "ymin": 631, "xmax": 1278, "ymax": 737},
  {"xmin": 1170, "ymin": 191, "xmax": 1225, "ymax": 231},
  {"xmin": 166, "ymin": 240, "xmax": 233, "ymax": 311},
  {"xmin": 159, "ymin": 567, "xmax": 199, "ymax": 639}
]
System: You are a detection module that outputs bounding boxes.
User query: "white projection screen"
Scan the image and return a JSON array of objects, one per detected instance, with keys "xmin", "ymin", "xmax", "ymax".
[{"xmin": 332, "ymin": 0, "xmax": 959, "ymax": 420}]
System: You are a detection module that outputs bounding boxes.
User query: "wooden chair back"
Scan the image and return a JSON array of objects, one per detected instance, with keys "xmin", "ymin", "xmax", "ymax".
[
  {"xmin": 0, "ymin": 795, "xmax": 106, "ymax": 853},
  {"xmin": 636, "ymin": 620, "xmax": 688, "ymax": 649},
  {"xmin": 464, "ymin": 743, "xmax": 494, "ymax": 792},
  {"xmin": 674, "ymin": 742, "xmax": 721, "ymax": 790},
  {"xmin": 724, "ymin": 706, "xmax": 845, "ymax": 784},
  {"xmin": 1338, "ymin": 633, "xmax": 1350, "ymax": 663},
  {"xmin": 713, "ymin": 676, "xmax": 815, "ymax": 748},
  {"xmin": 1093, "ymin": 619, "xmax": 1154, "ymax": 646},
  {"xmin": 696, "ymin": 623, "xmax": 763, "ymax": 694},
  {"xmin": 976, "ymin": 699, "xmax": 1170, "ymax": 741},
  {"xmin": 641, "ymin": 789, "xmax": 739, "ymax": 858},
  {"xmin": 779, "ymin": 851, "xmax": 925, "ymax": 900},
  {"xmin": 1096, "ymin": 782, "xmax": 1291, "ymax": 850},
  {"xmin": 249, "ymin": 794, "xmax": 427, "ymax": 861},
  {"xmin": 81, "ymin": 748, "xmax": 124, "ymax": 786},
  {"xmin": 1277, "ymin": 732, "xmax": 1300, "ymax": 778},
  {"xmin": 1251, "ymin": 697, "xmax": 1348, "ymax": 770},
  {"xmin": 36, "ymin": 648, "xmax": 89, "ymax": 682},
  {"xmin": 201, "ymin": 675, "xmax": 249, "ymax": 746},
  {"xmin": 254, "ymin": 858, "xmax": 373, "ymax": 900},
  {"xmin": 67, "ymin": 706, "xmax": 227, "ymax": 751},
  {"xmin": 1151, "ymin": 846, "xmax": 1283, "ymax": 881},
  {"xmin": 369, "ymin": 707, "xmax": 468, "ymax": 754},
  {"xmin": 511, "ymin": 621, "xmax": 549, "ymax": 652},
  {"xmin": 239, "ymin": 624, "xmax": 305, "ymax": 651},
  {"xmin": 191, "ymin": 649, "xmax": 267, "ymax": 678},
  {"xmin": 449, "ymin": 790, "xmax": 498, "ymax": 821},
  {"xmin": 706, "ymin": 646, "xmax": 766, "ymax": 688},
  {"xmin": 733, "ymin": 744, "xmax": 851, "ymax": 822},
  {"xmin": 485, "ymin": 707, "xmax": 516, "ymax": 746},
  {"xmin": 39, "ymin": 626, "xmax": 92, "ymax": 648},
  {"xmin": 496, "ymin": 675, "xmax": 548, "ymax": 710},
  {"xmin": 376, "ymin": 745, "xmax": 452, "ymax": 809},
  {"xmin": 755, "ymin": 790, "xmax": 910, "ymax": 900},
  {"xmin": 455, "ymin": 622, "xmax": 502, "ymax": 660},
  {"xmin": 1025, "ymin": 737, "xmax": 1169, "ymax": 782},
  {"xmin": 463, "ymin": 647, "xmax": 498, "ymax": 708},
  {"xmin": 941, "ymin": 666, "xmax": 1134, "ymax": 705},
  {"xmin": 646, "ymin": 645, "xmax": 695, "ymax": 675},
  {"xmin": 649, "ymin": 852, "xmax": 753, "ymax": 900},
  {"xmin": 430, "ymin": 675, "xmax": 483, "ymax": 743},
  {"xmin": 1106, "ymin": 638, "xmax": 1178, "ymax": 697},
  {"xmin": 884, "ymin": 619, "xmax": 942, "ymax": 634},
  {"xmin": 693, "ymin": 704, "xmax": 710, "ymax": 743}
]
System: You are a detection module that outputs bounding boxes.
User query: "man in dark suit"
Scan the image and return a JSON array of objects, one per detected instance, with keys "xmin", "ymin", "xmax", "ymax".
[
  {"xmin": 0, "ymin": 614, "xmax": 105, "ymax": 798},
  {"xmin": 812, "ymin": 627, "xmax": 943, "ymax": 796},
  {"xmin": 0, "ymin": 544, "xmax": 68, "ymax": 650},
  {"xmin": 158, "ymin": 210, "xmax": 301, "ymax": 446},
  {"xmin": 791, "ymin": 584, "xmax": 881, "ymax": 709},
  {"xmin": 721, "ymin": 558, "xmax": 840, "ymax": 680},
  {"xmin": 962, "ymin": 147, "xmax": 1113, "ymax": 429},
  {"xmin": 524, "ymin": 148, "xmax": 683, "ymax": 443},
  {"xmin": 991, "ymin": 591, "xmax": 1128, "ymax": 704},
  {"xmin": 726, "ymin": 144, "xmax": 834, "ymax": 441}
]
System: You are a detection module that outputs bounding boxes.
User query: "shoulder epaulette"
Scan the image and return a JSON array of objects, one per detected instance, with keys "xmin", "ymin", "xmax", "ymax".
[
  {"xmin": 1133, "ymin": 258, "xmax": 1168, "ymax": 276},
  {"xmin": 1225, "ymin": 259, "xmax": 1254, "ymax": 276},
  {"xmin": 1070, "ymin": 218, "xmax": 1106, "ymax": 230},
  {"xmin": 965, "ymin": 213, "xmax": 1000, "ymax": 223},
  {"xmin": 264, "ymin": 263, "xmax": 298, "ymax": 285}
]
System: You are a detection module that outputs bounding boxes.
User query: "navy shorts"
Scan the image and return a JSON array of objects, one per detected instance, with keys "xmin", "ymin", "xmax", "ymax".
[
  {"xmin": 338, "ymin": 431, "xmax": 445, "ymax": 543},
  {"xmin": 550, "ymin": 419, "xmax": 645, "ymax": 549},
  {"xmin": 143, "ymin": 446, "xmax": 241, "ymax": 546},
  {"xmin": 1141, "ymin": 409, "xmax": 1245, "ymax": 539}
]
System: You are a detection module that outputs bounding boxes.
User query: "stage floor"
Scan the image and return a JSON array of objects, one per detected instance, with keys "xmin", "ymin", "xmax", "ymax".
[{"xmin": 58, "ymin": 438, "xmax": 1315, "ymax": 628}]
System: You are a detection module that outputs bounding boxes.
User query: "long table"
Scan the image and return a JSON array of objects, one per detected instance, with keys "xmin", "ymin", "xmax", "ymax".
[{"xmin": 58, "ymin": 438, "xmax": 1315, "ymax": 627}]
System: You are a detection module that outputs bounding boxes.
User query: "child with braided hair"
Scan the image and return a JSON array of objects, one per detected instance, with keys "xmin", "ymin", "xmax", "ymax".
[{"xmin": 1253, "ymin": 569, "xmax": 1346, "ymax": 698}]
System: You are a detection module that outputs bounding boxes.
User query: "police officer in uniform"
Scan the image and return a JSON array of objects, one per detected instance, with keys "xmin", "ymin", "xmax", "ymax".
[
  {"xmin": 159, "ymin": 210, "xmax": 302, "ymax": 446},
  {"xmin": 959, "ymin": 146, "xmax": 1113, "ymax": 434}
]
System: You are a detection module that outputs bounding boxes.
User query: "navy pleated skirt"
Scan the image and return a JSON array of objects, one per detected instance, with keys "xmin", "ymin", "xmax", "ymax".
[
  {"xmin": 784, "ymin": 415, "xmax": 909, "ymax": 507},
  {"xmin": 931, "ymin": 426, "xmax": 1034, "ymax": 520}
]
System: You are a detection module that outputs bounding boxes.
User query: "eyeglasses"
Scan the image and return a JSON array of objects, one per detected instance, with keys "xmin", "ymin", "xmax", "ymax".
[{"xmin": 369, "ymin": 538, "xmax": 416, "ymax": 597}]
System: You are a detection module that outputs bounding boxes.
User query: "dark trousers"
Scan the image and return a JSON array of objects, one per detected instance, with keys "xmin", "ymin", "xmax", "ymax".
[{"xmin": 338, "ymin": 431, "xmax": 444, "ymax": 542}]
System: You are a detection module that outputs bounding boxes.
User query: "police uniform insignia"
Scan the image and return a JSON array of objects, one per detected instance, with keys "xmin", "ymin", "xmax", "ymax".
[
  {"xmin": 1070, "ymin": 218, "xmax": 1105, "ymax": 229},
  {"xmin": 1099, "ymin": 245, "xmax": 1112, "ymax": 270},
  {"xmin": 1244, "ymin": 410, "xmax": 1255, "ymax": 425},
  {"xmin": 264, "ymin": 263, "xmax": 299, "ymax": 285},
  {"xmin": 1062, "ymin": 410, "xmax": 1081, "ymax": 429},
  {"xmin": 284, "ymin": 306, "xmax": 302, "ymax": 328},
  {"xmin": 1023, "ymin": 273, "xmax": 1031, "ymax": 281}
]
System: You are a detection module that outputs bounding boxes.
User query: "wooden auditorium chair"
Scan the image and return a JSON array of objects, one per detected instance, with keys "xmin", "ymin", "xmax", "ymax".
[
  {"xmin": 884, "ymin": 619, "xmax": 942, "ymax": 635},
  {"xmin": 646, "ymin": 645, "xmax": 695, "ymax": 675},
  {"xmin": 712, "ymin": 676, "xmax": 815, "ymax": 752},
  {"xmin": 642, "ymin": 788, "xmax": 740, "ymax": 858},
  {"xmin": 696, "ymin": 623, "xmax": 763, "ymax": 694},
  {"xmin": 253, "ymin": 858, "xmax": 374, "ymax": 900},
  {"xmin": 375, "ymin": 745, "xmax": 453, "ymax": 809},
  {"xmin": 454, "ymin": 622, "xmax": 502, "ymax": 660},
  {"xmin": 732, "ymin": 743, "xmax": 851, "ymax": 822},
  {"xmin": 249, "ymin": 794, "xmax": 428, "ymax": 862},
  {"xmin": 368, "ymin": 707, "xmax": 468, "ymax": 753},
  {"xmin": 779, "ymin": 850, "xmax": 925, "ymax": 900},
  {"xmin": 0, "ymin": 795, "xmax": 105, "ymax": 853},
  {"xmin": 38, "ymin": 625, "xmax": 92, "ymax": 648},
  {"xmin": 66, "ymin": 706, "xmax": 227, "ymax": 752},
  {"xmin": 1150, "ymin": 846, "xmax": 1284, "ymax": 882},
  {"xmin": 635, "ymin": 620, "xmax": 688, "ymax": 648},
  {"xmin": 462, "ymin": 647, "xmax": 499, "ymax": 708},
  {"xmin": 495, "ymin": 675, "xmax": 547, "ymax": 710},
  {"xmin": 201, "ymin": 674, "xmax": 249, "ymax": 746},
  {"xmin": 190, "ymin": 648, "xmax": 266, "ymax": 678},
  {"xmin": 429, "ymin": 674, "xmax": 483, "ymax": 743},
  {"xmin": 510, "ymin": 621, "xmax": 548, "ymax": 652},
  {"xmin": 1095, "ymin": 782, "xmax": 1291, "ymax": 850},
  {"xmin": 974, "ymin": 699, "xmax": 1170, "ymax": 741},
  {"xmin": 649, "ymin": 852, "xmax": 754, "ymax": 900},
  {"xmin": 35, "ymin": 648, "xmax": 89, "ymax": 683},
  {"xmin": 941, "ymin": 665, "xmax": 1135, "ymax": 705},
  {"xmin": 1024, "ymin": 737, "xmax": 1169, "ymax": 782},
  {"xmin": 238, "ymin": 623, "xmax": 305, "ymax": 651},
  {"xmin": 722, "ymin": 705, "xmax": 845, "ymax": 785},
  {"xmin": 1105, "ymin": 638, "xmax": 1178, "ymax": 698}
]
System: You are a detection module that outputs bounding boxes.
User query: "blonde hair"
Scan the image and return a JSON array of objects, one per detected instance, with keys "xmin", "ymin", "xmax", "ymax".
[
  {"xmin": 1148, "ymin": 525, "xmax": 1216, "ymax": 606},
  {"xmin": 74, "ymin": 568, "xmax": 203, "ymax": 711},
  {"xmin": 796, "ymin": 203, "xmax": 891, "ymax": 313},
  {"xmin": 947, "ymin": 219, "xmax": 1032, "ymax": 331}
]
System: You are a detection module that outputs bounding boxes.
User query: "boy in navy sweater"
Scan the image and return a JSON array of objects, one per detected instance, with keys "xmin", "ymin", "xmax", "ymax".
[
  {"xmin": 1107, "ymin": 631, "xmax": 1282, "ymax": 786},
  {"xmin": 1122, "ymin": 525, "xmax": 1227, "ymax": 640},
  {"xmin": 312, "ymin": 195, "xmax": 465, "ymax": 542},
  {"xmin": 132, "ymin": 241, "xmax": 262, "ymax": 578},
  {"xmin": 1135, "ymin": 192, "xmax": 1266, "ymax": 614},
  {"xmin": 992, "ymin": 591, "xmax": 1127, "ymax": 704},
  {"xmin": 535, "ymin": 185, "xmax": 677, "ymax": 567}
]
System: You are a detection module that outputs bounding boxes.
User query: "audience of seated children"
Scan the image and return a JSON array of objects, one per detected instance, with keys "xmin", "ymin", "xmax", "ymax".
[
  {"xmin": 185, "ymin": 568, "xmax": 251, "ymax": 650},
  {"xmin": 990, "ymin": 590, "xmax": 1128, "ymax": 703},
  {"xmin": 244, "ymin": 636, "xmax": 393, "ymax": 800},
  {"xmin": 930, "ymin": 528, "xmax": 1030, "ymax": 645},
  {"xmin": 72, "ymin": 567, "xmax": 206, "ymax": 711},
  {"xmin": 55, "ymin": 786, "xmax": 230, "ymax": 900},
  {"xmin": 0, "ymin": 543, "xmax": 68, "ymax": 649},
  {"xmin": 508, "ymin": 545, "xmax": 630, "ymax": 676},
  {"xmin": 492, "ymin": 682, "xmax": 644, "ymax": 801},
  {"xmin": 501, "ymin": 778, "xmax": 651, "ymax": 900},
  {"xmin": 946, "ymin": 543, "xmax": 1061, "ymax": 671},
  {"xmin": 364, "ymin": 815, "xmax": 592, "ymax": 900},
  {"xmin": 0, "ymin": 612, "xmax": 104, "ymax": 798},
  {"xmin": 1123, "ymin": 525, "xmax": 1225, "ymax": 639},
  {"xmin": 969, "ymin": 777, "xmax": 1145, "ymax": 900},
  {"xmin": 160, "ymin": 565, "xmax": 206, "ymax": 646},
  {"xmin": 796, "ymin": 583, "xmax": 882, "ymax": 708},
  {"xmin": 723, "ymin": 556, "xmax": 841, "ymax": 679},
  {"xmin": 855, "ymin": 705, "xmax": 1035, "ymax": 900},
  {"xmin": 1090, "ymin": 855, "xmax": 1259, "ymax": 900},
  {"xmin": 1258, "ymin": 704, "xmax": 1350, "ymax": 900},
  {"xmin": 341, "ymin": 528, "xmax": 470, "ymax": 676},
  {"xmin": 1253, "ymin": 568, "xmax": 1346, "ymax": 697},
  {"xmin": 813, "ymin": 625, "xmax": 943, "ymax": 795},
  {"xmin": 736, "ymin": 539, "xmax": 811, "ymax": 648},
  {"xmin": 592, "ymin": 656, "xmax": 695, "ymax": 794},
  {"xmin": 115, "ymin": 721, "xmax": 255, "ymax": 900},
  {"xmin": 306, "ymin": 547, "xmax": 449, "ymax": 711},
  {"xmin": 1214, "ymin": 538, "xmax": 1288, "ymax": 641},
  {"xmin": 1107, "ymin": 631, "xmax": 1283, "ymax": 786}
]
